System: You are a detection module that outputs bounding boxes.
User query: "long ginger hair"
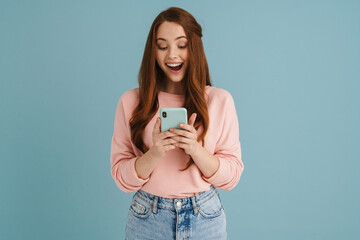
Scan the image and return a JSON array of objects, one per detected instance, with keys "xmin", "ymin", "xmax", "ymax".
[{"xmin": 130, "ymin": 7, "xmax": 212, "ymax": 170}]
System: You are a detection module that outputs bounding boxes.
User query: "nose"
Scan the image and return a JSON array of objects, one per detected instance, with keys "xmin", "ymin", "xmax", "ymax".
[{"xmin": 168, "ymin": 46, "xmax": 179, "ymax": 59}]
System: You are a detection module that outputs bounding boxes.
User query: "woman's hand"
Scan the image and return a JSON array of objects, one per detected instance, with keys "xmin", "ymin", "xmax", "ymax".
[
  {"xmin": 135, "ymin": 117, "xmax": 177, "ymax": 180},
  {"xmin": 170, "ymin": 113, "xmax": 201, "ymax": 156},
  {"xmin": 149, "ymin": 117, "xmax": 177, "ymax": 159}
]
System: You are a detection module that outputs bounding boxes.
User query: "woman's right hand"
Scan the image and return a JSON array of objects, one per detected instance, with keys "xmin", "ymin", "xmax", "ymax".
[
  {"xmin": 149, "ymin": 117, "xmax": 177, "ymax": 159},
  {"xmin": 135, "ymin": 117, "xmax": 178, "ymax": 180}
]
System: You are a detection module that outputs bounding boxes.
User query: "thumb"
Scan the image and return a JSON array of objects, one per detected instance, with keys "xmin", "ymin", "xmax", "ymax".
[
  {"xmin": 153, "ymin": 117, "xmax": 161, "ymax": 133},
  {"xmin": 189, "ymin": 113, "xmax": 197, "ymax": 126}
]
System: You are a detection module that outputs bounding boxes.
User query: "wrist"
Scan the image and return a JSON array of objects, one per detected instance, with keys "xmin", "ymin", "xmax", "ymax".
[
  {"xmin": 147, "ymin": 146, "xmax": 164, "ymax": 161},
  {"xmin": 190, "ymin": 142, "xmax": 202, "ymax": 159},
  {"xmin": 147, "ymin": 147, "xmax": 159, "ymax": 160}
]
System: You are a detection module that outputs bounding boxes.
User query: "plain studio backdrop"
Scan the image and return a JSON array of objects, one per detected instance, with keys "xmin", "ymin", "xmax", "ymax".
[{"xmin": 1, "ymin": 0, "xmax": 359, "ymax": 239}]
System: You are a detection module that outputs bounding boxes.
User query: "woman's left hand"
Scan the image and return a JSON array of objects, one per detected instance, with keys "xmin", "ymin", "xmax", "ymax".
[{"xmin": 170, "ymin": 113, "xmax": 201, "ymax": 156}]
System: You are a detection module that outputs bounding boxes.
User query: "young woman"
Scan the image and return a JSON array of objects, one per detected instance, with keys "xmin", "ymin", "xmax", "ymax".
[{"xmin": 110, "ymin": 7, "xmax": 244, "ymax": 239}]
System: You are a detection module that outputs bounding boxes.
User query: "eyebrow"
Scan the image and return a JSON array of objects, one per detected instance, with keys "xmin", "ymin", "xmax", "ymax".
[{"xmin": 156, "ymin": 36, "xmax": 187, "ymax": 41}]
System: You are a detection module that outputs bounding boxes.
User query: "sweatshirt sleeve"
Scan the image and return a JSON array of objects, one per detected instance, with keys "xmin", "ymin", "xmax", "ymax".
[
  {"xmin": 202, "ymin": 91, "xmax": 244, "ymax": 190},
  {"xmin": 110, "ymin": 94, "xmax": 149, "ymax": 193}
]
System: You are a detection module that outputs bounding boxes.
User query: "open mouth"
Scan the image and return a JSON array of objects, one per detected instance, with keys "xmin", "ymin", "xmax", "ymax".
[{"xmin": 166, "ymin": 63, "xmax": 184, "ymax": 72}]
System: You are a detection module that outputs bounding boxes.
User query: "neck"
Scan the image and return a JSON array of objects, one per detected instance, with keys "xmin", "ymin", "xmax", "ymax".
[{"xmin": 159, "ymin": 80, "xmax": 185, "ymax": 95}]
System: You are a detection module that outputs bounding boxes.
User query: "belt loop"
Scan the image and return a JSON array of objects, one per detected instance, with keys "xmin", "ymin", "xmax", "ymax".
[
  {"xmin": 152, "ymin": 196, "xmax": 158, "ymax": 214},
  {"xmin": 191, "ymin": 196, "xmax": 198, "ymax": 215}
]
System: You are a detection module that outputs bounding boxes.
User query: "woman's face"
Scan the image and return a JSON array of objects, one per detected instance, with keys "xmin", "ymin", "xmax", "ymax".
[{"xmin": 155, "ymin": 21, "xmax": 188, "ymax": 87}]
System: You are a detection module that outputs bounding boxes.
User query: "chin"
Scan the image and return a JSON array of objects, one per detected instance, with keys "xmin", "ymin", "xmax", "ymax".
[
  {"xmin": 170, "ymin": 78, "xmax": 184, "ymax": 84},
  {"xmin": 166, "ymin": 75, "xmax": 185, "ymax": 83}
]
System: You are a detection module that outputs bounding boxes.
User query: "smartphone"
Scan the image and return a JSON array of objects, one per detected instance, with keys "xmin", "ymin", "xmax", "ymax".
[{"xmin": 160, "ymin": 108, "xmax": 188, "ymax": 132}]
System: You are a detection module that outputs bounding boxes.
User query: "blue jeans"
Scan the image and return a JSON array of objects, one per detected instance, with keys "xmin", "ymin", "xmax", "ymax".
[{"xmin": 125, "ymin": 185, "xmax": 227, "ymax": 240}]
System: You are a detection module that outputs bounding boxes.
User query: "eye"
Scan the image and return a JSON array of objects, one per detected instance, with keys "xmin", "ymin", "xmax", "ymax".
[
  {"xmin": 157, "ymin": 46, "xmax": 167, "ymax": 50},
  {"xmin": 179, "ymin": 45, "xmax": 186, "ymax": 49}
]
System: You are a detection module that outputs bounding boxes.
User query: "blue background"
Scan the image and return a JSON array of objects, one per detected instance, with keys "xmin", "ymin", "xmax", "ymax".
[{"xmin": 1, "ymin": 0, "xmax": 359, "ymax": 239}]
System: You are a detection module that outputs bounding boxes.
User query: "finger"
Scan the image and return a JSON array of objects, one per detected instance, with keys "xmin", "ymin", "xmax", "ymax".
[
  {"xmin": 170, "ymin": 128, "xmax": 192, "ymax": 137},
  {"xmin": 180, "ymin": 123, "xmax": 197, "ymax": 134},
  {"xmin": 155, "ymin": 133, "xmax": 175, "ymax": 145},
  {"xmin": 173, "ymin": 142, "xmax": 188, "ymax": 149},
  {"xmin": 160, "ymin": 131, "xmax": 176, "ymax": 140},
  {"xmin": 170, "ymin": 128, "xmax": 193, "ymax": 138},
  {"xmin": 153, "ymin": 117, "xmax": 161, "ymax": 133},
  {"xmin": 189, "ymin": 113, "xmax": 197, "ymax": 126},
  {"xmin": 162, "ymin": 144, "xmax": 176, "ymax": 151},
  {"xmin": 162, "ymin": 138, "xmax": 177, "ymax": 146},
  {"xmin": 172, "ymin": 135, "xmax": 193, "ymax": 144}
]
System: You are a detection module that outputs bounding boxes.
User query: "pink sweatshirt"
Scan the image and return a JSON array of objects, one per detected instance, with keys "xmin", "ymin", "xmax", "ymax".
[{"xmin": 110, "ymin": 85, "xmax": 244, "ymax": 198}]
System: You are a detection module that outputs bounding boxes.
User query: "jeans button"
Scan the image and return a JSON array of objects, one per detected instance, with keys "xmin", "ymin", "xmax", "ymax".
[{"xmin": 176, "ymin": 201, "xmax": 182, "ymax": 208}]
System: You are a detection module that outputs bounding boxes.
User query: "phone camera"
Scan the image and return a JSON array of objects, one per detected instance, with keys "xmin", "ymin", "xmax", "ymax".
[{"xmin": 162, "ymin": 112, "xmax": 167, "ymax": 118}]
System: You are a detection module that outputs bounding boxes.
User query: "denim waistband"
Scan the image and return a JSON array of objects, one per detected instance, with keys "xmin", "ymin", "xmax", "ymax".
[{"xmin": 134, "ymin": 186, "xmax": 218, "ymax": 214}]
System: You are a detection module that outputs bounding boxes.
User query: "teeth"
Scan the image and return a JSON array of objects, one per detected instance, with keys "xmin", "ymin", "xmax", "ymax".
[{"xmin": 166, "ymin": 63, "xmax": 182, "ymax": 67}]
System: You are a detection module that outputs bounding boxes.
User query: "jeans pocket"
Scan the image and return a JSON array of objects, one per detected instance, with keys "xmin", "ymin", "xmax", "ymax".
[
  {"xmin": 129, "ymin": 197, "xmax": 152, "ymax": 219},
  {"xmin": 198, "ymin": 193, "xmax": 224, "ymax": 219}
]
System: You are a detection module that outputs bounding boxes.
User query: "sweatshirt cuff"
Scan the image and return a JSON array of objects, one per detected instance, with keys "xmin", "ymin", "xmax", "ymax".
[
  {"xmin": 123, "ymin": 157, "xmax": 149, "ymax": 187},
  {"xmin": 202, "ymin": 156, "xmax": 228, "ymax": 185}
]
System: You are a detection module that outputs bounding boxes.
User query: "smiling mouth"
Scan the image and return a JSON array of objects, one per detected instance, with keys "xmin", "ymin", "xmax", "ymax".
[{"xmin": 166, "ymin": 63, "xmax": 184, "ymax": 72}]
